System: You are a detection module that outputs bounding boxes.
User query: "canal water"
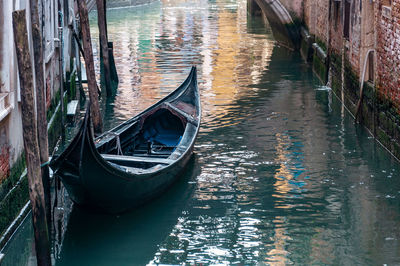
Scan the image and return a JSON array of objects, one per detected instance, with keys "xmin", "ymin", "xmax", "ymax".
[{"xmin": 2, "ymin": 0, "xmax": 400, "ymax": 265}]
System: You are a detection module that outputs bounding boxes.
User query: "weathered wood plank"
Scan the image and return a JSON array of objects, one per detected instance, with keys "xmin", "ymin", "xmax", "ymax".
[
  {"xmin": 29, "ymin": 0, "xmax": 51, "ymax": 227},
  {"xmin": 101, "ymin": 154, "xmax": 174, "ymax": 165},
  {"xmin": 12, "ymin": 9, "xmax": 51, "ymax": 266}
]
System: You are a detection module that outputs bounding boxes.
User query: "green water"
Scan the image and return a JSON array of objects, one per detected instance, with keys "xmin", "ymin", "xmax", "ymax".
[{"xmin": 2, "ymin": 0, "xmax": 400, "ymax": 265}]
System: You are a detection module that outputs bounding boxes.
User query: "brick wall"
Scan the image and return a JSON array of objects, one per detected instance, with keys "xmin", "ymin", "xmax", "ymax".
[
  {"xmin": 303, "ymin": 0, "xmax": 313, "ymax": 34},
  {"xmin": 291, "ymin": 0, "xmax": 400, "ymax": 159},
  {"xmin": 329, "ymin": 1, "xmax": 344, "ymax": 55},
  {"xmin": 376, "ymin": 0, "xmax": 400, "ymax": 108},
  {"xmin": 309, "ymin": 0, "xmax": 368, "ymax": 75},
  {"xmin": 0, "ymin": 124, "xmax": 9, "ymax": 183},
  {"xmin": 0, "ymin": 147, "xmax": 9, "ymax": 183},
  {"xmin": 315, "ymin": 0, "xmax": 329, "ymax": 45},
  {"xmin": 348, "ymin": 0, "xmax": 361, "ymax": 73},
  {"xmin": 46, "ymin": 74, "xmax": 51, "ymax": 109}
]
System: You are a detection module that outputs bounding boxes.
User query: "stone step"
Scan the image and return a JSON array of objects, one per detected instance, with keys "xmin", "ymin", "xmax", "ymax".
[{"xmin": 67, "ymin": 100, "xmax": 79, "ymax": 122}]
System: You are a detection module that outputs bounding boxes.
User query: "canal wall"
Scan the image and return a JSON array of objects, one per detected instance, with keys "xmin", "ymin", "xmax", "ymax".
[
  {"xmin": 0, "ymin": 0, "xmax": 81, "ymax": 250},
  {"xmin": 249, "ymin": 0, "xmax": 400, "ymax": 161},
  {"xmin": 305, "ymin": 0, "xmax": 400, "ymax": 160}
]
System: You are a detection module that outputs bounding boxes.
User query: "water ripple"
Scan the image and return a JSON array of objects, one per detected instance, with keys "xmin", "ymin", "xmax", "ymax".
[{"xmin": 57, "ymin": 0, "xmax": 400, "ymax": 265}]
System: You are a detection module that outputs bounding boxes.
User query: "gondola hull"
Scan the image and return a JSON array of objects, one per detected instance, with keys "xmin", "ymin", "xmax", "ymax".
[{"xmin": 50, "ymin": 67, "xmax": 201, "ymax": 213}]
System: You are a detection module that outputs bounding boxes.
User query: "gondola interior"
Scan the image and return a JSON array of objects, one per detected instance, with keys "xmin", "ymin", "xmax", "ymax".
[{"xmin": 96, "ymin": 107, "xmax": 186, "ymax": 169}]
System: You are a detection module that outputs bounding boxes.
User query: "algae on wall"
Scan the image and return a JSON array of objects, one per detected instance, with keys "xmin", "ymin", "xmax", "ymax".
[
  {"xmin": 309, "ymin": 37, "xmax": 400, "ymax": 160},
  {"xmin": 0, "ymin": 74, "xmax": 78, "ymax": 249},
  {"xmin": 0, "ymin": 154, "xmax": 28, "ymax": 243}
]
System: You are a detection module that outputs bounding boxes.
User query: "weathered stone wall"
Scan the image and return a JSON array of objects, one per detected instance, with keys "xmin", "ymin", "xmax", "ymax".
[
  {"xmin": 315, "ymin": 0, "xmax": 329, "ymax": 45},
  {"xmin": 321, "ymin": 1, "xmax": 400, "ymax": 159},
  {"xmin": 261, "ymin": 0, "xmax": 400, "ymax": 159},
  {"xmin": 348, "ymin": 0, "xmax": 361, "ymax": 73},
  {"xmin": 376, "ymin": 1, "xmax": 400, "ymax": 108},
  {"xmin": 305, "ymin": 0, "xmax": 400, "ymax": 96},
  {"xmin": 0, "ymin": 142, "xmax": 9, "ymax": 184},
  {"xmin": 0, "ymin": 0, "xmax": 79, "ymax": 249}
]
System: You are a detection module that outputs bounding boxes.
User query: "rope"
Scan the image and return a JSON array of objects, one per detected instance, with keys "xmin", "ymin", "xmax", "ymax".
[
  {"xmin": 105, "ymin": 132, "xmax": 123, "ymax": 155},
  {"xmin": 115, "ymin": 135, "xmax": 123, "ymax": 155},
  {"xmin": 41, "ymin": 160, "xmax": 50, "ymax": 167}
]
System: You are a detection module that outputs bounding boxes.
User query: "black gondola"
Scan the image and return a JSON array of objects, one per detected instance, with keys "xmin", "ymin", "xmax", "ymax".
[{"xmin": 50, "ymin": 67, "xmax": 201, "ymax": 213}]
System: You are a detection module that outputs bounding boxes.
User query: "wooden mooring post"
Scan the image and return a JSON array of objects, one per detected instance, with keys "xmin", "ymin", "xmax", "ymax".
[
  {"xmin": 29, "ymin": 0, "xmax": 51, "ymax": 228},
  {"xmin": 77, "ymin": 0, "xmax": 103, "ymax": 134},
  {"xmin": 96, "ymin": 0, "xmax": 112, "ymax": 96},
  {"xmin": 12, "ymin": 9, "xmax": 52, "ymax": 266},
  {"xmin": 58, "ymin": 26, "xmax": 66, "ymax": 142}
]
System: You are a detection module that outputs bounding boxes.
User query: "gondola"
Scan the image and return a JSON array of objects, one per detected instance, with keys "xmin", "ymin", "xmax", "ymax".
[{"xmin": 50, "ymin": 67, "xmax": 201, "ymax": 213}]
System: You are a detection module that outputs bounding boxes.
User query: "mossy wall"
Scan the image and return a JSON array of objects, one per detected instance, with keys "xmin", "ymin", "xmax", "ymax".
[
  {"xmin": 329, "ymin": 52, "xmax": 342, "ymax": 95},
  {"xmin": 309, "ymin": 38, "xmax": 400, "ymax": 160},
  {"xmin": 0, "ymin": 73, "xmax": 77, "ymax": 249},
  {"xmin": 0, "ymin": 154, "xmax": 28, "ymax": 244},
  {"xmin": 312, "ymin": 55, "xmax": 327, "ymax": 84}
]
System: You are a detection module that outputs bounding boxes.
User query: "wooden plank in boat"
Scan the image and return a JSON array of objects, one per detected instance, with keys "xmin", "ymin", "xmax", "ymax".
[{"xmin": 101, "ymin": 154, "xmax": 174, "ymax": 165}]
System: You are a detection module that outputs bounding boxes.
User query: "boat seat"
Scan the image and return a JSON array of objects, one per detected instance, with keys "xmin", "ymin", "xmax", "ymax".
[
  {"xmin": 101, "ymin": 154, "xmax": 174, "ymax": 165},
  {"xmin": 152, "ymin": 134, "xmax": 182, "ymax": 147}
]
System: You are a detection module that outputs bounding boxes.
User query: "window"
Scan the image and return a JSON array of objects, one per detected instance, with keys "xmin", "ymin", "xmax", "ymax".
[
  {"xmin": 43, "ymin": 0, "xmax": 55, "ymax": 62},
  {"xmin": 381, "ymin": 0, "xmax": 392, "ymax": 18},
  {"xmin": 333, "ymin": 1, "xmax": 341, "ymax": 29},
  {"xmin": 344, "ymin": 0, "xmax": 351, "ymax": 39},
  {"xmin": 367, "ymin": 51, "xmax": 374, "ymax": 82}
]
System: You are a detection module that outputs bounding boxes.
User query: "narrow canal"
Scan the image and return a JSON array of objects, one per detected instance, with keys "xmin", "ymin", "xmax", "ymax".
[{"xmin": 3, "ymin": 0, "xmax": 400, "ymax": 265}]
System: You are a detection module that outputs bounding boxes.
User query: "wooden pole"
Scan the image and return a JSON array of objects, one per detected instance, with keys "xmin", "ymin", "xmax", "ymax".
[
  {"xmin": 69, "ymin": 25, "xmax": 85, "ymax": 58},
  {"xmin": 58, "ymin": 26, "xmax": 66, "ymax": 142},
  {"xmin": 96, "ymin": 0, "xmax": 112, "ymax": 96},
  {"xmin": 76, "ymin": 0, "xmax": 103, "ymax": 134},
  {"xmin": 73, "ymin": 26, "xmax": 85, "ymax": 100},
  {"xmin": 12, "ymin": 10, "xmax": 52, "ymax": 266},
  {"xmin": 103, "ymin": 0, "xmax": 108, "ymax": 38},
  {"xmin": 29, "ymin": 0, "xmax": 52, "ymax": 227}
]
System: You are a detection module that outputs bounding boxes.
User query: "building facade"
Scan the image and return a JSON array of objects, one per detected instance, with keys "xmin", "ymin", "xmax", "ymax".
[
  {"xmin": 250, "ymin": 0, "xmax": 400, "ymax": 160},
  {"xmin": 305, "ymin": 0, "xmax": 400, "ymax": 158},
  {"xmin": 0, "ymin": 0, "xmax": 79, "ymax": 248}
]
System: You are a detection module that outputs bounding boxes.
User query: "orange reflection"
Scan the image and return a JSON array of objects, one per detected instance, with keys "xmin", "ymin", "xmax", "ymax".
[
  {"xmin": 262, "ymin": 133, "xmax": 294, "ymax": 265},
  {"xmin": 273, "ymin": 133, "xmax": 294, "ymax": 200},
  {"xmin": 203, "ymin": 0, "xmax": 274, "ymax": 130},
  {"xmin": 266, "ymin": 216, "xmax": 292, "ymax": 265},
  {"xmin": 91, "ymin": 0, "xmax": 274, "ymax": 129}
]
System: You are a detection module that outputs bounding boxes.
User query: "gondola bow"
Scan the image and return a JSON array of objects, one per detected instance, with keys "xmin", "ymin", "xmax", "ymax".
[{"xmin": 50, "ymin": 67, "xmax": 201, "ymax": 213}]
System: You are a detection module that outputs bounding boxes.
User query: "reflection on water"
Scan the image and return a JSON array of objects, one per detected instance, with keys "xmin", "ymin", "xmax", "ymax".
[
  {"xmin": 57, "ymin": 157, "xmax": 200, "ymax": 266},
  {"xmin": 3, "ymin": 0, "xmax": 400, "ymax": 265},
  {"xmin": 77, "ymin": 0, "xmax": 400, "ymax": 264},
  {"xmin": 89, "ymin": 0, "xmax": 274, "ymax": 131}
]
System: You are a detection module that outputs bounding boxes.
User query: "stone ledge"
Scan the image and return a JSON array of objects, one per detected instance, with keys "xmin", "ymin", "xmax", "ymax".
[
  {"xmin": 0, "ymin": 93, "xmax": 13, "ymax": 122},
  {"xmin": 312, "ymin": 43, "xmax": 327, "ymax": 63},
  {"xmin": 0, "ymin": 201, "xmax": 30, "ymax": 249}
]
